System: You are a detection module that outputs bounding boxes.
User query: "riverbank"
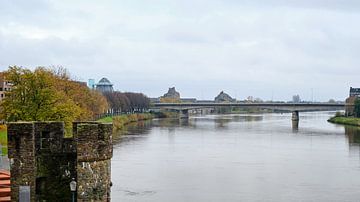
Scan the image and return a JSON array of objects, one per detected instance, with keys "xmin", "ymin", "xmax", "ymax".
[
  {"xmin": 328, "ymin": 116, "xmax": 360, "ymax": 127},
  {"xmin": 98, "ymin": 113, "xmax": 154, "ymax": 130}
]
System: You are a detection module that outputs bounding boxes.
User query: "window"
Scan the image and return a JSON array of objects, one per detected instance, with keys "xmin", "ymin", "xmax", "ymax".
[{"xmin": 40, "ymin": 131, "xmax": 51, "ymax": 150}]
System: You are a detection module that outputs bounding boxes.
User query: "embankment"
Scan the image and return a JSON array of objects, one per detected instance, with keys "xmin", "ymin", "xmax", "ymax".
[
  {"xmin": 98, "ymin": 113, "xmax": 154, "ymax": 130},
  {"xmin": 328, "ymin": 116, "xmax": 360, "ymax": 127}
]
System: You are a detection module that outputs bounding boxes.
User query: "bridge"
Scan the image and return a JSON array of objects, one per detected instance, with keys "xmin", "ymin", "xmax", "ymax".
[{"xmin": 151, "ymin": 102, "xmax": 345, "ymax": 120}]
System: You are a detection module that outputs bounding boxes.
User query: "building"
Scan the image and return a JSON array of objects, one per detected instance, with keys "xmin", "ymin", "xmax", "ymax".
[
  {"xmin": 292, "ymin": 95, "xmax": 301, "ymax": 103},
  {"xmin": 214, "ymin": 91, "xmax": 235, "ymax": 103},
  {"xmin": 346, "ymin": 87, "xmax": 360, "ymax": 116},
  {"xmin": 96, "ymin": 77, "xmax": 114, "ymax": 93},
  {"xmin": 159, "ymin": 87, "xmax": 181, "ymax": 102},
  {"xmin": 350, "ymin": 87, "xmax": 360, "ymax": 97},
  {"xmin": 162, "ymin": 87, "xmax": 180, "ymax": 99},
  {"xmin": 88, "ymin": 79, "xmax": 95, "ymax": 89},
  {"xmin": 0, "ymin": 72, "xmax": 12, "ymax": 101}
]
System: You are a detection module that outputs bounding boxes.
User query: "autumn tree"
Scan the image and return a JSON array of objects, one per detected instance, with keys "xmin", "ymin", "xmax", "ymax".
[
  {"xmin": 0, "ymin": 66, "xmax": 108, "ymax": 132},
  {"xmin": 51, "ymin": 67, "xmax": 108, "ymax": 119}
]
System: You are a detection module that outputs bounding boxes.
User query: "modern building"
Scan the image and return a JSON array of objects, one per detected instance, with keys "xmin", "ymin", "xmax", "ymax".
[
  {"xmin": 88, "ymin": 79, "xmax": 95, "ymax": 89},
  {"xmin": 95, "ymin": 77, "xmax": 114, "ymax": 93},
  {"xmin": 0, "ymin": 72, "xmax": 12, "ymax": 101}
]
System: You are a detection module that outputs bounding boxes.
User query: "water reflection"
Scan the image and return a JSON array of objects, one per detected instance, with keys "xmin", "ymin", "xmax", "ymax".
[
  {"xmin": 152, "ymin": 118, "xmax": 193, "ymax": 128},
  {"xmin": 345, "ymin": 126, "xmax": 360, "ymax": 145},
  {"xmin": 113, "ymin": 121, "xmax": 152, "ymax": 145},
  {"xmin": 292, "ymin": 120, "xmax": 299, "ymax": 132}
]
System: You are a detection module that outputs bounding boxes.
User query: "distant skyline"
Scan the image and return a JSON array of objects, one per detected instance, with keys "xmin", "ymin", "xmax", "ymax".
[{"xmin": 1, "ymin": 0, "xmax": 359, "ymax": 101}]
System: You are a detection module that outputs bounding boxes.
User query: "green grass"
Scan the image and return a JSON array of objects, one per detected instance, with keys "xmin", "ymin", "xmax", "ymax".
[
  {"xmin": 0, "ymin": 129, "xmax": 7, "ymax": 155},
  {"xmin": 98, "ymin": 113, "xmax": 154, "ymax": 131},
  {"xmin": 97, "ymin": 116, "xmax": 114, "ymax": 123},
  {"xmin": 328, "ymin": 116, "xmax": 360, "ymax": 127}
]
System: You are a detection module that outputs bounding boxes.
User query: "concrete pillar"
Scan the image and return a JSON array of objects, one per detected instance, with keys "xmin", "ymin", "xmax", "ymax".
[
  {"xmin": 292, "ymin": 120, "xmax": 299, "ymax": 131},
  {"xmin": 292, "ymin": 111, "xmax": 299, "ymax": 121},
  {"xmin": 179, "ymin": 109, "xmax": 189, "ymax": 119}
]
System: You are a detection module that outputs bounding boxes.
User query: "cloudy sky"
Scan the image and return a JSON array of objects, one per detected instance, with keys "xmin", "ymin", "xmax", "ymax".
[{"xmin": 0, "ymin": 0, "xmax": 359, "ymax": 101}]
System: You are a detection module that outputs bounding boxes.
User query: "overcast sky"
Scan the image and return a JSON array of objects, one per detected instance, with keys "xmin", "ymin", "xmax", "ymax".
[{"xmin": 0, "ymin": 0, "xmax": 359, "ymax": 101}]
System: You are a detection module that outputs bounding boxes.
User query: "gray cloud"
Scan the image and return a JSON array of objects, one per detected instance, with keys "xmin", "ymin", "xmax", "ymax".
[{"xmin": 0, "ymin": 0, "xmax": 359, "ymax": 101}]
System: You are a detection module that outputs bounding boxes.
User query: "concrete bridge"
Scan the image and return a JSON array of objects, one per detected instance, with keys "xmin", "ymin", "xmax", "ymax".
[{"xmin": 151, "ymin": 102, "xmax": 345, "ymax": 120}]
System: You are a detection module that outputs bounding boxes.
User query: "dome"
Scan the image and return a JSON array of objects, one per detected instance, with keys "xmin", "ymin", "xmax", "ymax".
[
  {"xmin": 96, "ymin": 77, "xmax": 114, "ymax": 92},
  {"xmin": 97, "ymin": 77, "xmax": 112, "ymax": 86}
]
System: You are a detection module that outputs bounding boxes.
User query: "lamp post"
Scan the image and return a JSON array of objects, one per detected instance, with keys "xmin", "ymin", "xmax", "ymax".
[{"xmin": 70, "ymin": 178, "xmax": 77, "ymax": 202}]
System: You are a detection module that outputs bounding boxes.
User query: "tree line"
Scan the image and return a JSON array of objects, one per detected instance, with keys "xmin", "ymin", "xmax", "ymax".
[
  {"xmin": 103, "ymin": 91, "xmax": 150, "ymax": 114},
  {"xmin": 0, "ymin": 66, "xmax": 110, "ymax": 131}
]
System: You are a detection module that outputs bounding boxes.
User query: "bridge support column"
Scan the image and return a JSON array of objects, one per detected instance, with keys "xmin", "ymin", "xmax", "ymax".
[
  {"xmin": 179, "ymin": 109, "xmax": 189, "ymax": 119},
  {"xmin": 292, "ymin": 120, "xmax": 299, "ymax": 131},
  {"xmin": 291, "ymin": 111, "xmax": 299, "ymax": 121}
]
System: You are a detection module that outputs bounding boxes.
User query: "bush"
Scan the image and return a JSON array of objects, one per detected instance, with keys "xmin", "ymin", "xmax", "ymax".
[{"xmin": 335, "ymin": 111, "xmax": 344, "ymax": 117}]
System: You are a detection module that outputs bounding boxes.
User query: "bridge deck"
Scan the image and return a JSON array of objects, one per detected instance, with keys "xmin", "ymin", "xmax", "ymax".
[{"xmin": 151, "ymin": 102, "xmax": 345, "ymax": 112}]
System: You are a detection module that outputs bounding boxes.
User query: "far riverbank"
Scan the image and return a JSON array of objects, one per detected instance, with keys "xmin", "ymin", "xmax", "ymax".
[
  {"xmin": 97, "ymin": 111, "xmax": 180, "ymax": 131},
  {"xmin": 328, "ymin": 116, "xmax": 360, "ymax": 127}
]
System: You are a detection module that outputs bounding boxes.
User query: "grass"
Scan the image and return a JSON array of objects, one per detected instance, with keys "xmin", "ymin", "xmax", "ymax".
[
  {"xmin": 328, "ymin": 116, "xmax": 360, "ymax": 127},
  {"xmin": 98, "ymin": 113, "xmax": 154, "ymax": 130},
  {"xmin": 97, "ymin": 116, "xmax": 113, "ymax": 123},
  {"xmin": 0, "ymin": 126, "xmax": 8, "ymax": 155}
]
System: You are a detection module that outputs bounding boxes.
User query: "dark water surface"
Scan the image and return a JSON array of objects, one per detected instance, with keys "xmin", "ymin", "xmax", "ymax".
[{"xmin": 111, "ymin": 112, "xmax": 360, "ymax": 202}]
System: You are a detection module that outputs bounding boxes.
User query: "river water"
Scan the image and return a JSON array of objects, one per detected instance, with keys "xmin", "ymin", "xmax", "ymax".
[{"xmin": 111, "ymin": 112, "xmax": 360, "ymax": 202}]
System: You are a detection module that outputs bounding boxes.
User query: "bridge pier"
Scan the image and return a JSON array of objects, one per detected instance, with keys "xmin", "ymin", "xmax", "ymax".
[
  {"xmin": 179, "ymin": 109, "xmax": 189, "ymax": 119},
  {"xmin": 292, "ymin": 120, "xmax": 299, "ymax": 131},
  {"xmin": 291, "ymin": 111, "xmax": 299, "ymax": 121}
]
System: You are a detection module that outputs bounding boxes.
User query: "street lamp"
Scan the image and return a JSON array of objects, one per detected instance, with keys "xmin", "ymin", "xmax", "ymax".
[{"xmin": 70, "ymin": 178, "xmax": 77, "ymax": 202}]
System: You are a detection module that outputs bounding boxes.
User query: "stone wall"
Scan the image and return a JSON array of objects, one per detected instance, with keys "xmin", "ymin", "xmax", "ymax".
[
  {"xmin": 75, "ymin": 122, "xmax": 113, "ymax": 201},
  {"xmin": 34, "ymin": 122, "xmax": 77, "ymax": 201},
  {"xmin": 7, "ymin": 121, "xmax": 113, "ymax": 202},
  {"xmin": 7, "ymin": 122, "xmax": 36, "ymax": 202}
]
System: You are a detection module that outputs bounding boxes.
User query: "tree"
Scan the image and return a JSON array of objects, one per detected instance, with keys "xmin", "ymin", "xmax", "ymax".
[
  {"xmin": 103, "ymin": 91, "xmax": 150, "ymax": 113},
  {"xmin": 328, "ymin": 99, "xmax": 336, "ymax": 103},
  {"xmin": 354, "ymin": 98, "xmax": 360, "ymax": 118},
  {"xmin": 0, "ymin": 66, "xmax": 108, "ymax": 133}
]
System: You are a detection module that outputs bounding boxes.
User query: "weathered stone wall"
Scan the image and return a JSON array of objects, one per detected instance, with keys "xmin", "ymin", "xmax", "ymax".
[
  {"xmin": 77, "ymin": 160, "xmax": 111, "ymax": 201},
  {"xmin": 7, "ymin": 122, "xmax": 36, "ymax": 202},
  {"xmin": 75, "ymin": 122, "xmax": 113, "ymax": 202},
  {"xmin": 34, "ymin": 122, "xmax": 77, "ymax": 201},
  {"xmin": 7, "ymin": 121, "xmax": 113, "ymax": 202}
]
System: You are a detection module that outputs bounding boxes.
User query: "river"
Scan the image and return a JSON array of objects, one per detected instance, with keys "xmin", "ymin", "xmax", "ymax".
[{"xmin": 111, "ymin": 112, "xmax": 360, "ymax": 202}]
